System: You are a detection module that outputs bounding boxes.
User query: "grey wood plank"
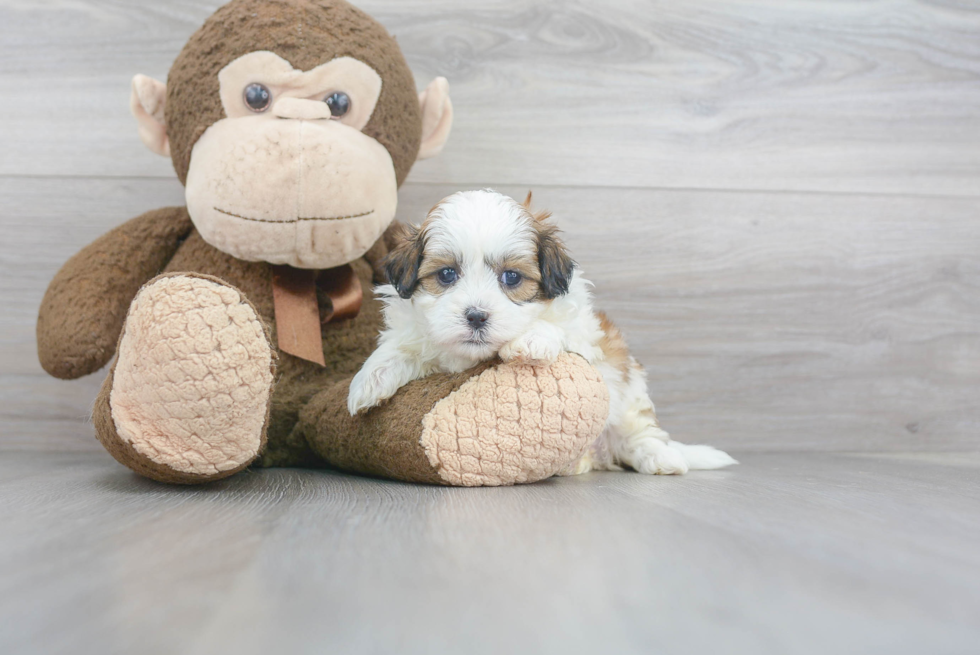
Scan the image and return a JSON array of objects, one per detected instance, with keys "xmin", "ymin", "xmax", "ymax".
[
  {"xmin": 2, "ymin": 0, "xmax": 979, "ymax": 195},
  {"xmin": 4, "ymin": 176, "xmax": 978, "ymax": 452},
  {"xmin": 1, "ymin": 451, "xmax": 978, "ymax": 655}
]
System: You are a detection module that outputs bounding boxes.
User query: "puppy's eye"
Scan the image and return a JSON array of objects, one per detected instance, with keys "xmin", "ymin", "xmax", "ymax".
[
  {"xmin": 324, "ymin": 92, "xmax": 351, "ymax": 118},
  {"xmin": 437, "ymin": 267, "xmax": 458, "ymax": 286},
  {"xmin": 500, "ymin": 270, "xmax": 522, "ymax": 288},
  {"xmin": 243, "ymin": 83, "xmax": 272, "ymax": 112}
]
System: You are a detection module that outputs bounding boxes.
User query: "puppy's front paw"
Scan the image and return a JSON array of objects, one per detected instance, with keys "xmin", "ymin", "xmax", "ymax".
[
  {"xmin": 347, "ymin": 372, "xmax": 380, "ymax": 416},
  {"xmin": 348, "ymin": 362, "xmax": 399, "ymax": 415},
  {"xmin": 500, "ymin": 333, "xmax": 562, "ymax": 366}
]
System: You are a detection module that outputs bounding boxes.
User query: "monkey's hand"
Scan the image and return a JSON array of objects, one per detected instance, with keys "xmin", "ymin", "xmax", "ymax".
[
  {"xmin": 37, "ymin": 207, "xmax": 193, "ymax": 379},
  {"xmin": 499, "ymin": 321, "xmax": 564, "ymax": 367}
]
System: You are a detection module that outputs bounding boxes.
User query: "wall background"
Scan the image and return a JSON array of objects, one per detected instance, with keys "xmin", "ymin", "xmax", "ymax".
[{"xmin": 3, "ymin": 0, "xmax": 978, "ymax": 453}]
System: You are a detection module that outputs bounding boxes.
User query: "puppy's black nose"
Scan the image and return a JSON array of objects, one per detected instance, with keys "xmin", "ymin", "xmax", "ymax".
[{"xmin": 465, "ymin": 308, "xmax": 489, "ymax": 330}]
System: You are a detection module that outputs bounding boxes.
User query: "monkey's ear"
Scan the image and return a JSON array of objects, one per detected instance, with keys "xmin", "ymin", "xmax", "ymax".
[
  {"xmin": 535, "ymin": 222, "xmax": 575, "ymax": 299},
  {"xmin": 383, "ymin": 223, "xmax": 426, "ymax": 299},
  {"xmin": 130, "ymin": 74, "xmax": 170, "ymax": 157},
  {"xmin": 417, "ymin": 77, "xmax": 453, "ymax": 160}
]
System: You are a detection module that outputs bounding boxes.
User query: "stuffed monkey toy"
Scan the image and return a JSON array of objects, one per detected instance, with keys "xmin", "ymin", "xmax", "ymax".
[{"xmin": 37, "ymin": 0, "xmax": 609, "ymax": 486}]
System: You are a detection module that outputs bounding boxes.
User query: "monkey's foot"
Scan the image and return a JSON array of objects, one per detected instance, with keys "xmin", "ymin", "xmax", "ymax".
[
  {"xmin": 95, "ymin": 274, "xmax": 275, "ymax": 484},
  {"xmin": 301, "ymin": 354, "xmax": 610, "ymax": 486}
]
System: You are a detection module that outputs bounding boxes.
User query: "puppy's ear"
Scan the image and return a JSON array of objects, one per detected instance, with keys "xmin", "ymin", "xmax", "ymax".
[
  {"xmin": 524, "ymin": 194, "xmax": 573, "ymax": 298},
  {"xmin": 383, "ymin": 223, "xmax": 426, "ymax": 299},
  {"xmin": 534, "ymin": 220, "xmax": 575, "ymax": 299}
]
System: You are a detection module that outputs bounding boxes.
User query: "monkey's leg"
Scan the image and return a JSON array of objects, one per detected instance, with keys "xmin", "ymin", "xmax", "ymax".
[
  {"xmin": 297, "ymin": 354, "xmax": 610, "ymax": 486},
  {"xmin": 93, "ymin": 274, "xmax": 275, "ymax": 484}
]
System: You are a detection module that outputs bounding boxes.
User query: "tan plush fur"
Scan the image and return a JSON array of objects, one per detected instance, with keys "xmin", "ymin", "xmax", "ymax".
[
  {"xmin": 110, "ymin": 275, "xmax": 275, "ymax": 475},
  {"xmin": 420, "ymin": 354, "xmax": 608, "ymax": 486}
]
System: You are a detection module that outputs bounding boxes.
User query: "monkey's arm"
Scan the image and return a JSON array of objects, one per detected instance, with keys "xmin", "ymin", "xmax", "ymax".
[{"xmin": 37, "ymin": 206, "xmax": 194, "ymax": 379}]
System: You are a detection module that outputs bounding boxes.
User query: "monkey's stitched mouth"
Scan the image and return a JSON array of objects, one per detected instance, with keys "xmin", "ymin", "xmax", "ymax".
[{"xmin": 214, "ymin": 207, "xmax": 375, "ymax": 224}]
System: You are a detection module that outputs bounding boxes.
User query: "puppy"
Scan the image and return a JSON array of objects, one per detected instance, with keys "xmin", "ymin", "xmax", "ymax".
[{"xmin": 348, "ymin": 189, "xmax": 736, "ymax": 475}]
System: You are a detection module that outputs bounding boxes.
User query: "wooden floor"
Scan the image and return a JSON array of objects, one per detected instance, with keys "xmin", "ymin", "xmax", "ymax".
[
  {"xmin": 2, "ymin": 451, "xmax": 980, "ymax": 654},
  {"xmin": 1, "ymin": 1, "xmax": 979, "ymax": 653}
]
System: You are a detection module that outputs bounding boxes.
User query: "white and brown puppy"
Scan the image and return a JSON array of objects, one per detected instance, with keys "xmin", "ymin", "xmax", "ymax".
[{"xmin": 348, "ymin": 189, "xmax": 736, "ymax": 475}]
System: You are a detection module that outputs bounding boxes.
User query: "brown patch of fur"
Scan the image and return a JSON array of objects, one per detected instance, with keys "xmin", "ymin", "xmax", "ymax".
[
  {"xmin": 493, "ymin": 255, "xmax": 540, "ymax": 281},
  {"xmin": 409, "ymin": 206, "xmax": 461, "ymax": 296},
  {"xmin": 531, "ymin": 217, "xmax": 574, "ymax": 298},
  {"xmin": 520, "ymin": 192, "xmax": 573, "ymax": 298},
  {"xmin": 392, "ymin": 192, "xmax": 570, "ymax": 303},
  {"xmin": 418, "ymin": 251, "xmax": 458, "ymax": 279},
  {"xmin": 427, "ymin": 197, "xmax": 450, "ymax": 218},
  {"xmin": 596, "ymin": 311, "xmax": 633, "ymax": 380},
  {"xmin": 418, "ymin": 251, "xmax": 459, "ymax": 296},
  {"xmin": 505, "ymin": 278, "xmax": 542, "ymax": 303},
  {"xmin": 490, "ymin": 254, "xmax": 541, "ymax": 303},
  {"xmin": 382, "ymin": 222, "xmax": 426, "ymax": 298}
]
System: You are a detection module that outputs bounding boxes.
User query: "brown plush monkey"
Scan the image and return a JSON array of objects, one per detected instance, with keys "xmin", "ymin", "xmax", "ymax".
[{"xmin": 36, "ymin": 0, "xmax": 609, "ymax": 486}]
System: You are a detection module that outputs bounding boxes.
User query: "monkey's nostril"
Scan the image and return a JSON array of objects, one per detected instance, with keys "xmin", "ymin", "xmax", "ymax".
[{"xmin": 465, "ymin": 308, "xmax": 489, "ymax": 330}]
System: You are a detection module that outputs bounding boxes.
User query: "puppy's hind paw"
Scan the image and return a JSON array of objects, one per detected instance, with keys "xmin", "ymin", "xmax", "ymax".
[
  {"xmin": 668, "ymin": 441, "xmax": 738, "ymax": 470},
  {"xmin": 633, "ymin": 446, "xmax": 690, "ymax": 476}
]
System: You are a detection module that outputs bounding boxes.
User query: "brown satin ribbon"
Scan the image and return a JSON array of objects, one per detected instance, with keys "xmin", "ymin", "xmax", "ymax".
[
  {"xmin": 318, "ymin": 264, "xmax": 363, "ymax": 324},
  {"xmin": 271, "ymin": 264, "xmax": 363, "ymax": 366}
]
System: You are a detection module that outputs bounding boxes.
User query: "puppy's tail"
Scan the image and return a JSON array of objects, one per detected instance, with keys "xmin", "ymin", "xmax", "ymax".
[{"xmin": 668, "ymin": 441, "xmax": 738, "ymax": 470}]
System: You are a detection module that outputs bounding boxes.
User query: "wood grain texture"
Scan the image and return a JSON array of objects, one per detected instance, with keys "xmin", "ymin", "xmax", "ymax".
[
  {"xmin": 1, "ymin": 0, "xmax": 979, "ymax": 195},
  {"xmin": 1, "ymin": 451, "xmax": 978, "ymax": 655},
  {"xmin": 5, "ymin": 176, "xmax": 977, "ymax": 452},
  {"xmin": 2, "ymin": 2, "xmax": 978, "ymax": 652}
]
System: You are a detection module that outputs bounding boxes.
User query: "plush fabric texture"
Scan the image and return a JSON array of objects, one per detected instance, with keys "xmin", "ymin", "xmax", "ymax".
[
  {"xmin": 131, "ymin": 74, "xmax": 170, "ymax": 156},
  {"xmin": 420, "ymin": 354, "xmax": 609, "ymax": 486},
  {"xmin": 184, "ymin": 114, "xmax": 399, "ymax": 268},
  {"xmin": 297, "ymin": 361, "xmax": 496, "ymax": 484},
  {"xmin": 166, "ymin": 0, "xmax": 422, "ymax": 186},
  {"xmin": 162, "ymin": 220, "xmax": 385, "ymax": 379},
  {"xmin": 158, "ymin": 216, "xmax": 390, "ymax": 471},
  {"xmin": 217, "ymin": 53, "xmax": 382, "ymax": 129},
  {"xmin": 37, "ymin": 207, "xmax": 194, "ymax": 380},
  {"xmin": 41, "ymin": 210, "xmax": 611, "ymax": 485},
  {"xmin": 295, "ymin": 354, "xmax": 609, "ymax": 486},
  {"xmin": 94, "ymin": 369, "xmax": 254, "ymax": 485},
  {"xmin": 38, "ymin": 0, "xmax": 612, "ymax": 487},
  {"xmin": 109, "ymin": 274, "xmax": 275, "ymax": 477}
]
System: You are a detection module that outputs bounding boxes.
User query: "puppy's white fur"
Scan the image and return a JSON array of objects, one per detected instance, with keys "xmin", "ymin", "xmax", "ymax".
[{"xmin": 348, "ymin": 189, "xmax": 736, "ymax": 475}]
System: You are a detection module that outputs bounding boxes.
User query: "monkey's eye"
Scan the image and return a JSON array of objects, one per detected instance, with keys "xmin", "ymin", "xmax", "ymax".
[
  {"xmin": 324, "ymin": 92, "xmax": 351, "ymax": 118},
  {"xmin": 243, "ymin": 83, "xmax": 272, "ymax": 112},
  {"xmin": 437, "ymin": 268, "xmax": 458, "ymax": 286},
  {"xmin": 500, "ymin": 271, "xmax": 523, "ymax": 288}
]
